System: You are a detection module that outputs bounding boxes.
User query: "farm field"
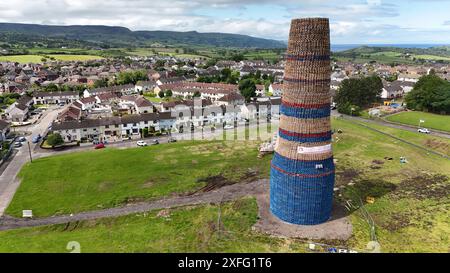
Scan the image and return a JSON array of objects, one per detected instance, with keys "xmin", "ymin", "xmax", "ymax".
[
  {"xmin": 1, "ymin": 118, "xmax": 449, "ymax": 252},
  {"xmin": 47, "ymin": 54, "xmax": 104, "ymax": 61},
  {"xmin": 0, "ymin": 55, "xmax": 44, "ymax": 63},
  {"xmin": 0, "ymin": 54, "xmax": 104, "ymax": 63},
  {"xmin": 386, "ymin": 111, "xmax": 450, "ymax": 133}
]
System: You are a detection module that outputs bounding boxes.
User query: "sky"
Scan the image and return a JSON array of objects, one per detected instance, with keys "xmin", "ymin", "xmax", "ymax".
[{"xmin": 1, "ymin": 0, "xmax": 450, "ymax": 44}]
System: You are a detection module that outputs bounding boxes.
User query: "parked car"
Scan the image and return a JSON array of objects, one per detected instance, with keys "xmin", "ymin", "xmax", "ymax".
[
  {"xmin": 94, "ymin": 143, "xmax": 105, "ymax": 149},
  {"xmin": 14, "ymin": 142, "xmax": 22, "ymax": 148},
  {"xmin": 224, "ymin": 125, "xmax": 234, "ymax": 130},
  {"xmin": 418, "ymin": 128, "xmax": 430, "ymax": 134},
  {"xmin": 151, "ymin": 140, "xmax": 159, "ymax": 145},
  {"xmin": 137, "ymin": 140, "xmax": 148, "ymax": 147},
  {"xmin": 17, "ymin": 136, "xmax": 26, "ymax": 142},
  {"xmin": 168, "ymin": 137, "xmax": 177, "ymax": 143},
  {"xmin": 31, "ymin": 135, "xmax": 42, "ymax": 143}
]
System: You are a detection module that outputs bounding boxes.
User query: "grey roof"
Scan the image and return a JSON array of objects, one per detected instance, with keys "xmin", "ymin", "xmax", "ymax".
[{"xmin": 0, "ymin": 119, "xmax": 10, "ymax": 130}]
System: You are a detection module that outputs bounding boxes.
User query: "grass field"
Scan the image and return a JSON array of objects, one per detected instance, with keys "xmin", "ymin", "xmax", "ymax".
[
  {"xmin": 47, "ymin": 54, "xmax": 104, "ymax": 61},
  {"xmin": 2, "ymin": 118, "xmax": 449, "ymax": 252},
  {"xmin": 0, "ymin": 54, "xmax": 104, "ymax": 63},
  {"xmin": 0, "ymin": 198, "xmax": 309, "ymax": 253},
  {"xmin": 386, "ymin": 111, "xmax": 450, "ymax": 133},
  {"xmin": 6, "ymin": 140, "xmax": 271, "ymax": 218},
  {"xmin": 0, "ymin": 55, "xmax": 44, "ymax": 63}
]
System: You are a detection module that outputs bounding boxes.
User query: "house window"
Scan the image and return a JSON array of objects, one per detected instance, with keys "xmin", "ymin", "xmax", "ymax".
[
  {"xmin": 115, "ymin": 125, "xmax": 119, "ymax": 128},
  {"xmin": 133, "ymin": 123, "xmax": 137, "ymax": 126},
  {"xmin": 105, "ymin": 125, "xmax": 110, "ymax": 129},
  {"xmin": 144, "ymin": 121, "xmax": 148, "ymax": 124}
]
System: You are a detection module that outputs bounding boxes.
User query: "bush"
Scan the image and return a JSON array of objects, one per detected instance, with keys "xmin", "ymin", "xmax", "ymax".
[
  {"xmin": 46, "ymin": 133, "xmax": 64, "ymax": 147},
  {"xmin": 337, "ymin": 102, "xmax": 361, "ymax": 116}
]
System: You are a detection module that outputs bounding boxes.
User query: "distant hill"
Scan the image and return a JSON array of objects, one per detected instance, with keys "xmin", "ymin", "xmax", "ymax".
[
  {"xmin": 333, "ymin": 45, "xmax": 450, "ymax": 64},
  {"xmin": 0, "ymin": 22, "xmax": 286, "ymax": 49}
]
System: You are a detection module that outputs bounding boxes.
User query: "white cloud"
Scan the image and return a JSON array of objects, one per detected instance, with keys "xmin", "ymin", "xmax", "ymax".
[{"xmin": 0, "ymin": 0, "xmax": 449, "ymax": 43}]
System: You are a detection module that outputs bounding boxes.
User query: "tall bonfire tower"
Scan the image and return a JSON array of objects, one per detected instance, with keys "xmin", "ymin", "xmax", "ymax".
[{"xmin": 270, "ymin": 18, "xmax": 335, "ymax": 225}]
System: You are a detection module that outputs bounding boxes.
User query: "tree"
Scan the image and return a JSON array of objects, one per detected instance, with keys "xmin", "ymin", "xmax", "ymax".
[
  {"xmin": 334, "ymin": 75, "xmax": 382, "ymax": 113},
  {"xmin": 93, "ymin": 79, "xmax": 108, "ymax": 88},
  {"xmin": 405, "ymin": 74, "xmax": 450, "ymax": 114},
  {"xmin": 116, "ymin": 70, "xmax": 148, "ymax": 85},
  {"xmin": 165, "ymin": 89, "xmax": 173, "ymax": 97},
  {"xmin": 231, "ymin": 54, "xmax": 245, "ymax": 62},
  {"xmin": 193, "ymin": 91, "xmax": 201, "ymax": 97},
  {"xmin": 46, "ymin": 133, "xmax": 64, "ymax": 147},
  {"xmin": 239, "ymin": 79, "xmax": 256, "ymax": 102},
  {"xmin": 158, "ymin": 90, "xmax": 165, "ymax": 98},
  {"xmin": 44, "ymin": 83, "xmax": 59, "ymax": 92}
]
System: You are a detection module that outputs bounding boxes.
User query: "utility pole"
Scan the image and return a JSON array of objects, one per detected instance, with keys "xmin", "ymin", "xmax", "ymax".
[{"xmin": 27, "ymin": 141, "xmax": 32, "ymax": 163}]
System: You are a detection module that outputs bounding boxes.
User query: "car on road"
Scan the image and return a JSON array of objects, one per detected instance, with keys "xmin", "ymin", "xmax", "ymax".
[
  {"xmin": 224, "ymin": 125, "xmax": 234, "ymax": 130},
  {"xmin": 13, "ymin": 142, "xmax": 23, "ymax": 148},
  {"xmin": 94, "ymin": 143, "xmax": 105, "ymax": 149},
  {"xmin": 31, "ymin": 135, "xmax": 42, "ymax": 143},
  {"xmin": 151, "ymin": 140, "xmax": 159, "ymax": 145},
  {"xmin": 137, "ymin": 140, "xmax": 148, "ymax": 147},
  {"xmin": 418, "ymin": 128, "xmax": 430, "ymax": 134},
  {"xmin": 17, "ymin": 136, "xmax": 26, "ymax": 142},
  {"xmin": 168, "ymin": 137, "xmax": 177, "ymax": 143}
]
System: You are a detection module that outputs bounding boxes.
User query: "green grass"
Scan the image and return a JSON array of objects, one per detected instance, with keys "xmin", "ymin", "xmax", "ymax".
[
  {"xmin": 2, "ymin": 118, "xmax": 449, "ymax": 252},
  {"xmin": 6, "ymin": 140, "xmax": 271, "ymax": 217},
  {"xmin": 0, "ymin": 54, "xmax": 103, "ymax": 63},
  {"xmin": 0, "ymin": 198, "xmax": 307, "ymax": 253},
  {"xmin": 386, "ymin": 111, "xmax": 450, "ymax": 133},
  {"xmin": 0, "ymin": 55, "xmax": 45, "ymax": 63},
  {"xmin": 47, "ymin": 54, "xmax": 104, "ymax": 61},
  {"xmin": 413, "ymin": 54, "xmax": 450, "ymax": 61}
]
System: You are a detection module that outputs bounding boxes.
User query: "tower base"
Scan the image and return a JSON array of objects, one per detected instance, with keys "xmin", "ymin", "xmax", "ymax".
[{"xmin": 254, "ymin": 180, "xmax": 352, "ymax": 241}]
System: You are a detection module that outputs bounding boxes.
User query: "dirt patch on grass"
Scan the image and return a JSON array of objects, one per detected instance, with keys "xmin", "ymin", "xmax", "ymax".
[
  {"xmin": 346, "ymin": 179, "xmax": 397, "ymax": 199},
  {"xmin": 380, "ymin": 213, "xmax": 412, "ymax": 232},
  {"xmin": 394, "ymin": 174, "xmax": 450, "ymax": 200},
  {"xmin": 98, "ymin": 181, "xmax": 114, "ymax": 191},
  {"xmin": 188, "ymin": 175, "xmax": 234, "ymax": 195},
  {"xmin": 336, "ymin": 168, "xmax": 360, "ymax": 186},
  {"xmin": 372, "ymin": 159, "xmax": 385, "ymax": 165},
  {"xmin": 424, "ymin": 139, "xmax": 449, "ymax": 154}
]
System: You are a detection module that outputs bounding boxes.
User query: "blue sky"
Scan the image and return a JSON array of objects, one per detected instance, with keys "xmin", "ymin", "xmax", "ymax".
[{"xmin": 1, "ymin": 0, "xmax": 450, "ymax": 44}]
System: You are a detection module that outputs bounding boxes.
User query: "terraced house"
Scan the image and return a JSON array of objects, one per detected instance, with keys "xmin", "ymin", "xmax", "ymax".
[
  {"xmin": 51, "ymin": 113, "xmax": 176, "ymax": 143},
  {"xmin": 33, "ymin": 91, "xmax": 79, "ymax": 105}
]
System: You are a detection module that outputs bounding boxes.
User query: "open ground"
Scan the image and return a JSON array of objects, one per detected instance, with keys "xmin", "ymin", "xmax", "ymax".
[{"xmin": 0, "ymin": 118, "xmax": 448, "ymax": 252}]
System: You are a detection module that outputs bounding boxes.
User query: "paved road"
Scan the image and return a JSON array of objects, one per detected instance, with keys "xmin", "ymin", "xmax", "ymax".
[
  {"xmin": 0, "ymin": 179, "xmax": 267, "ymax": 231},
  {"xmin": 36, "ymin": 119, "xmax": 279, "ymax": 156},
  {"xmin": 0, "ymin": 107, "xmax": 63, "ymax": 216}
]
